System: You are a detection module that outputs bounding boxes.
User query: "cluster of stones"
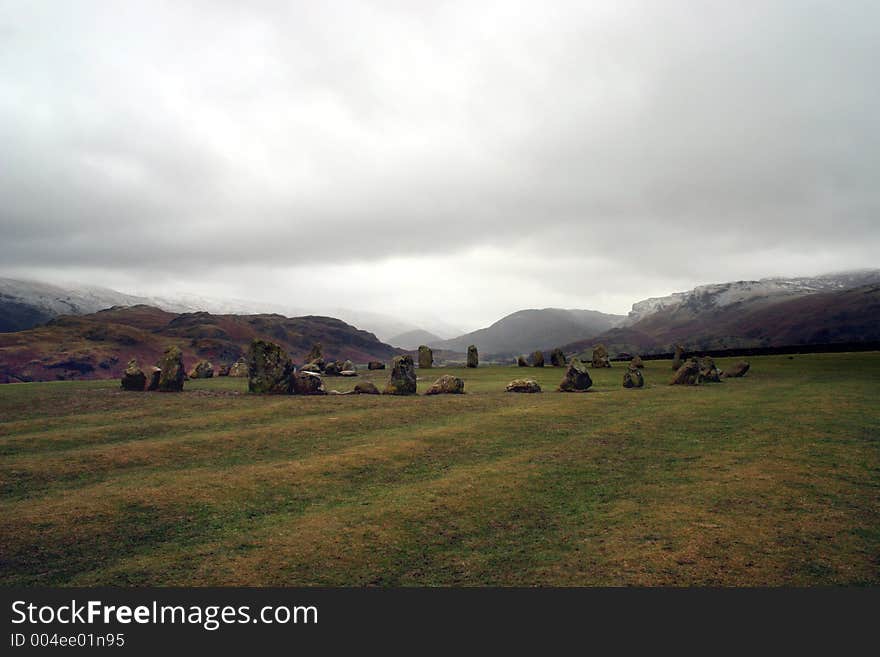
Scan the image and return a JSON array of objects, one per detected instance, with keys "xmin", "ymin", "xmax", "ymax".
[
  {"xmin": 668, "ymin": 354, "xmax": 750, "ymax": 386},
  {"xmin": 120, "ymin": 345, "xmax": 185, "ymax": 392}
]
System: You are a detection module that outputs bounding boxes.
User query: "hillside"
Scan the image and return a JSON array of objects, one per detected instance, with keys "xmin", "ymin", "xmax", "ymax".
[
  {"xmin": 387, "ymin": 329, "xmax": 445, "ymax": 350},
  {"xmin": 432, "ymin": 308, "xmax": 625, "ymax": 357},
  {"xmin": 561, "ymin": 283, "xmax": 880, "ymax": 356},
  {"xmin": 0, "ymin": 305, "xmax": 401, "ymax": 383}
]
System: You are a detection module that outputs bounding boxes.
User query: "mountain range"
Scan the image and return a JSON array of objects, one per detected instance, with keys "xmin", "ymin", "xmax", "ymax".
[{"xmin": 1, "ymin": 269, "xmax": 878, "ymax": 382}]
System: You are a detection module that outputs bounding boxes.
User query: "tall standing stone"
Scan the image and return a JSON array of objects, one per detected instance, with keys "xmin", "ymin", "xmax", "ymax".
[
  {"xmin": 305, "ymin": 343, "xmax": 325, "ymax": 372},
  {"xmin": 156, "ymin": 345, "xmax": 185, "ymax": 392},
  {"xmin": 591, "ymin": 344, "xmax": 611, "ymax": 368},
  {"xmin": 120, "ymin": 359, "xmax": 146, "ymax": 391},
  {"xmin": 418, "ymin": 345, "xmax": 433, "ymax": 369},
  {"xmin": 246, "ymin": 339, "xmax": 294, "ymax": 394},
  {"xmin": 517, "ymin": 355, "xmax": 528, "ymax": 367},
  {"xmin": 672, "ymin": 344, "xmax": 685, "ymax": 370},
  {"xmin": 530, "ymin": 351, "xmax": 545, "ymax": 367},
  {"xmin": 467, "ymin": 345, "xmax": 478, "ymax": 368},
  {"xmin": 384, "ymin": 355, "xmax": 417, "ymax": 395}
]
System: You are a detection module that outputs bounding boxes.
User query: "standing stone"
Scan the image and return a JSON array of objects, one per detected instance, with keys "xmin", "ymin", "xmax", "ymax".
[
  {"xmin": 549, "ymin": 348, "xmax": 567, "ymax": 367},
  {"xmin": 506, "ymin": 379, "xmax": 542, "ymax": 393},
  {"xmin": 384, "ymin": 355, "xmax": 417, "ymax": 395},
  {"xmin": 367, "ymin": 361, "xmax": 386, "ymax": 370},
  {"xmin": 147, "ymin": 366, "xmax": 161, "ymax": 391},
  {"xmin": 425, "ymin": 374, "xmax": 465, "ymax": 395},
  {"xmin": 467, "ymin": 345, "xmax": 478, "ymax": 368},
  {"xmin": 531, "ymin": 351, "xmax": 545, "ymax": 367},
  {"xmin": 557, "ymin": 359, "xmax": 593, "ymax": 392},
  {"xmin": 189, "ymin": 360, "xmax": 214, "ymax": 379},
  {"xmin": 517, "ymin": 355, "xmax": 529, "ymax": 367},
  {"xmin": 630, "ymin": 355, "xmax": 644, "ymax": 368},
  {"xmin": 290, "ymin": 370, "xmax": 327, "ymax": 395},
  {"xmin": 120, "ymin": 359, "xmax": 146, "ymax": 391},
  {"xmin": 418, "ymin": 345, "xmax": 433, "ymax": 369},
  {"xmin": 156, "ymin": 346, "xmax": 185, "ymax": 392},
  {"xmin": 246, "ymin": 339, "xmax": 294, "ymax": 394},
  {"xmin": 623, "ymin": 366, "xmax": 645, "ymax": 388},
  {"xmin": 699, "ymin": 356, "xmax": 722, "ymax": 383},
  {"xmin": 228, "ymin": 357, "xmax": 248, "ymax": 377},
  {"xmin": 218, "ymin": 364, "xmax": 230, "ymax": 377},
  {"xmin": 324, "ymin": 361, "xmax": 341, "ymax": 376},
  {"xmin": 591, "ymin": 344, "xmax": 611, "ymax": 368},
  {"xmin": 342, "ymin": 359, "xmax": 355, "ymax": 372},
  {"xmin": 672, "ymin": 344, "xmax": 685, "ymax": 370},
  {"xmin": 670, "ymin": 357, "xmax": 701, "ymax": 385}
]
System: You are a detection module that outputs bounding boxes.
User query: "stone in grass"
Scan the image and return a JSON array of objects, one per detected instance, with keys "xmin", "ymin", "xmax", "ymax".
[
  {"xmin": 557, "ymin": 360, "xmax": 592, "ymax": 392},
  {"xmin": 352, "ymin": 381, "xmax": 380, "ymax": 394},
  {"xmin": 467, "ymin": 345, "xmax": 479, "ymax": 368},
  {"xmin": 120, "ymin": 359, "xmax": 146, "ymax": 391},
  {"xmin": 670, "ymin": 358, "xmax": 701, "ymax": 385},
  {"xmin": 530, "ymin": 351, "xmax": 545, "ymax": 367},
  {"xmin": 623, "ymin": 366, "xmax": 645, "ymax": 388},
  {"xmin": 189, "ymin": 359, "xmax": 214, "ymax": 379},
  {"xmin": 246, "ymin": 339, "xmax": 294, "ymax": 394},
  {"xmin": 384, "ymin": 355, "xmax": 417, "ymax": 395},
  {"xmin": 156, "ymin": 345, "xmax": 186, "ymax": 392},
  {"xmin": 506, "ymin": 378, "xmax": 542, "ymax": 393},
  {"xmin": 290, "ymin": 370, "xmax": 327, "ymax": 395},
  {"xmin": 418, "ymin": 345, "xmax": 433, "ymax": 369},
  {"xmin": 425, "ymin": 374, "xmax": 465, "ymax": 395}
]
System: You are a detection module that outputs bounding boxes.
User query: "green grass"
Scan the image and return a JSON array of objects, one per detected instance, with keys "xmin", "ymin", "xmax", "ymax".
[{"xmin": 1, "ymin": 353, "xmax": 878, "ymax": 586}]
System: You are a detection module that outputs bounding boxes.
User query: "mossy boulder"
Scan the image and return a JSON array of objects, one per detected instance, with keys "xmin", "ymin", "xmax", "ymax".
[
  {"xmin": 517, "ymin": 355, "xmax": 529, "ymax": 367},
  {"xmin": 630, "ymin": 355, "xmax": 644, "ymax": 368},
  {"xmin": 425, "ymin": 374, "xmax": 465, "ymax": 395},
  {"xmin": 189, "ymin": 359, "xmax": 214, "ymax": 379},
  {"xmin": 290, "ymin": 370, "xmax": 327, "ymax": 395},
  {"xmin": 353, "ymin": 381, "xmax": 380, "ymax": 394},
  {"xmin": 530, "ymin": 351, "xmax": 545, "ymax": 367},
  {"xmin": 558, "ymin": 360, "xmax": 592, "ymax": 392},
  {"xmin": 506, "ymin": 378, "xmax": 542, "ymax": 393},
  {"xmin": 342, "ymin": 359, "xmax": 355, "ymax": 372},
  {"xmin": 466, "ymin": 345, "xmax": 478, "ymax": 368},
  {"xmin": 156, "ymin": 346, "xmax": 185, "ymax": 392},
  {"xmin": 418, "ymin": 345, "xmax": 433, "ymax": 369},
  {"xmin": 591, "ymin": 344, "xmax": 611, "ymax": 368},
  {"xmin": 384, "ymin": 355, "xmax": 417, "ymax": 395},
  {"xmin": 120, "ymin": 359, "xmax": 146, "ymax": 391},
  {"xmin": 670, "ymin": 357, "xmax": 701, "ymax": 385},
  {"xmin": 246, "ymin": 339, "xmax": 294, "ymax": 394},
  {"xmin": 623, "ymin": 366, "xmax": 645, "ymax": 388},
  {"xmin": 549, "ymin": 348, "xmax": 567, "ymax": 367},
  {"xmin": 324, "ymin": 361, "xmax": 341, "ymax": 376},
  {"xmin": 367, "ymin": 361, "xmax": 385, "ymax": 370}
]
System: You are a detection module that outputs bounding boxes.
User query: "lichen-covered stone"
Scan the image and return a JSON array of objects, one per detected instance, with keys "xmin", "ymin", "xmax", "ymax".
[
  {"xmin": 549, "ymin": 348, "xmax": 567, "ymax": 367},
  {"xmin": 466, "ymin": 345, "xmax": 478, "ymax": 368},
  {"xmin": 353, "ymin": 381, "xmax": 380, "ymax": 394},
  {"xmin": 530, "ymin": 351, "xmax": 545, "ymax": 367},
  {"xmin": 342, "ymin": 359, "xmax": 355, "ymax": 372},
  {"xmin": 506, "ymin": 378, "xmax": 542, "ymax": 393},
  {"xmin": 384, "ymin": 355, "xmax": 417, "ymax": 395},
  {"xmin": 367, "ymin": 361, "xmax": 385, "ymax": 370},
  {"xmin": 591, "ymin": 344, "xmax": 611, "ymax": 368},
  {"xmin": 189, "ymin": 359, "xmax": 214, "ymax": 379},
  {"xmin": 670, "ymin": 357, "xmax": 701, "ymax": 385},
  {"xmin": 120, "ymin": 359, "xmax": 146, "ymax": 391},
  {"xmin": 290, "ymin": 370, "xmax": 327, "ymax": 395},
  {"xmin": 418, "ymin": 345, "xmax": 433, "ymax": 369},
  {"xmin": 558, "ymin": 359, "xmax": 593, "ymax": 392},
  {"xmin": 699, "ymin": 356, "xmax": 722, "ymax": 383},
  {"xmin": 324, "ymin": 361, "xmax": 341, "ymax": 376},
  {"xmin": 623, "ymin": 366, "xmax": 645, "ymax": 388},
  {"xmin": 228, "ymin": 358, "xmax": 248, "ymax": 377},
  {"xmin": 156, "ymin": 346, "xmax": 185, "ymax": 392},
  {"xmin": 425, "ymin": 374, "xmax": 465, "ymax": 395},
  {"xmin": 246, "ymin": 339, "xmax": 293, "ymax": 394}
]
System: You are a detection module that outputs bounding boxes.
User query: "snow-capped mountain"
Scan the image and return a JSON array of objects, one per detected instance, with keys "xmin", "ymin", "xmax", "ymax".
[{"xmin": 625, "ymin": 270, "xmax": 880, "ymax": 324}]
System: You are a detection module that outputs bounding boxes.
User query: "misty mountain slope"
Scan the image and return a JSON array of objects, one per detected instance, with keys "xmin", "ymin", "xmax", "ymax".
[
  {"xmin": 433, "ymin": 308, "xmax": 625, "ymax": 356},
  {"xmin": 562, "ymin": 283, "xmax": 880, "ymax": 355},
  {"xmin": 387, "ymin": 329, "xmax": 444, "ymax": 350},
  {"xmin": 0, "ymin": 305, "xmax": 401, "ymax": 383}
]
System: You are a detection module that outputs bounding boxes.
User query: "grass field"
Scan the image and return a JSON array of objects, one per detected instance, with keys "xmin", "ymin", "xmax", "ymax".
[{"xmin": 1, "ymin": 353, "xmax": 878, "ymax": 586}]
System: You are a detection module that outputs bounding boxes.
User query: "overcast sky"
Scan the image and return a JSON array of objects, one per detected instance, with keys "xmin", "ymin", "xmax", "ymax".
[{"xmin": 1, "ymin": 0, "xmax": 878, "ymax": 331}]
